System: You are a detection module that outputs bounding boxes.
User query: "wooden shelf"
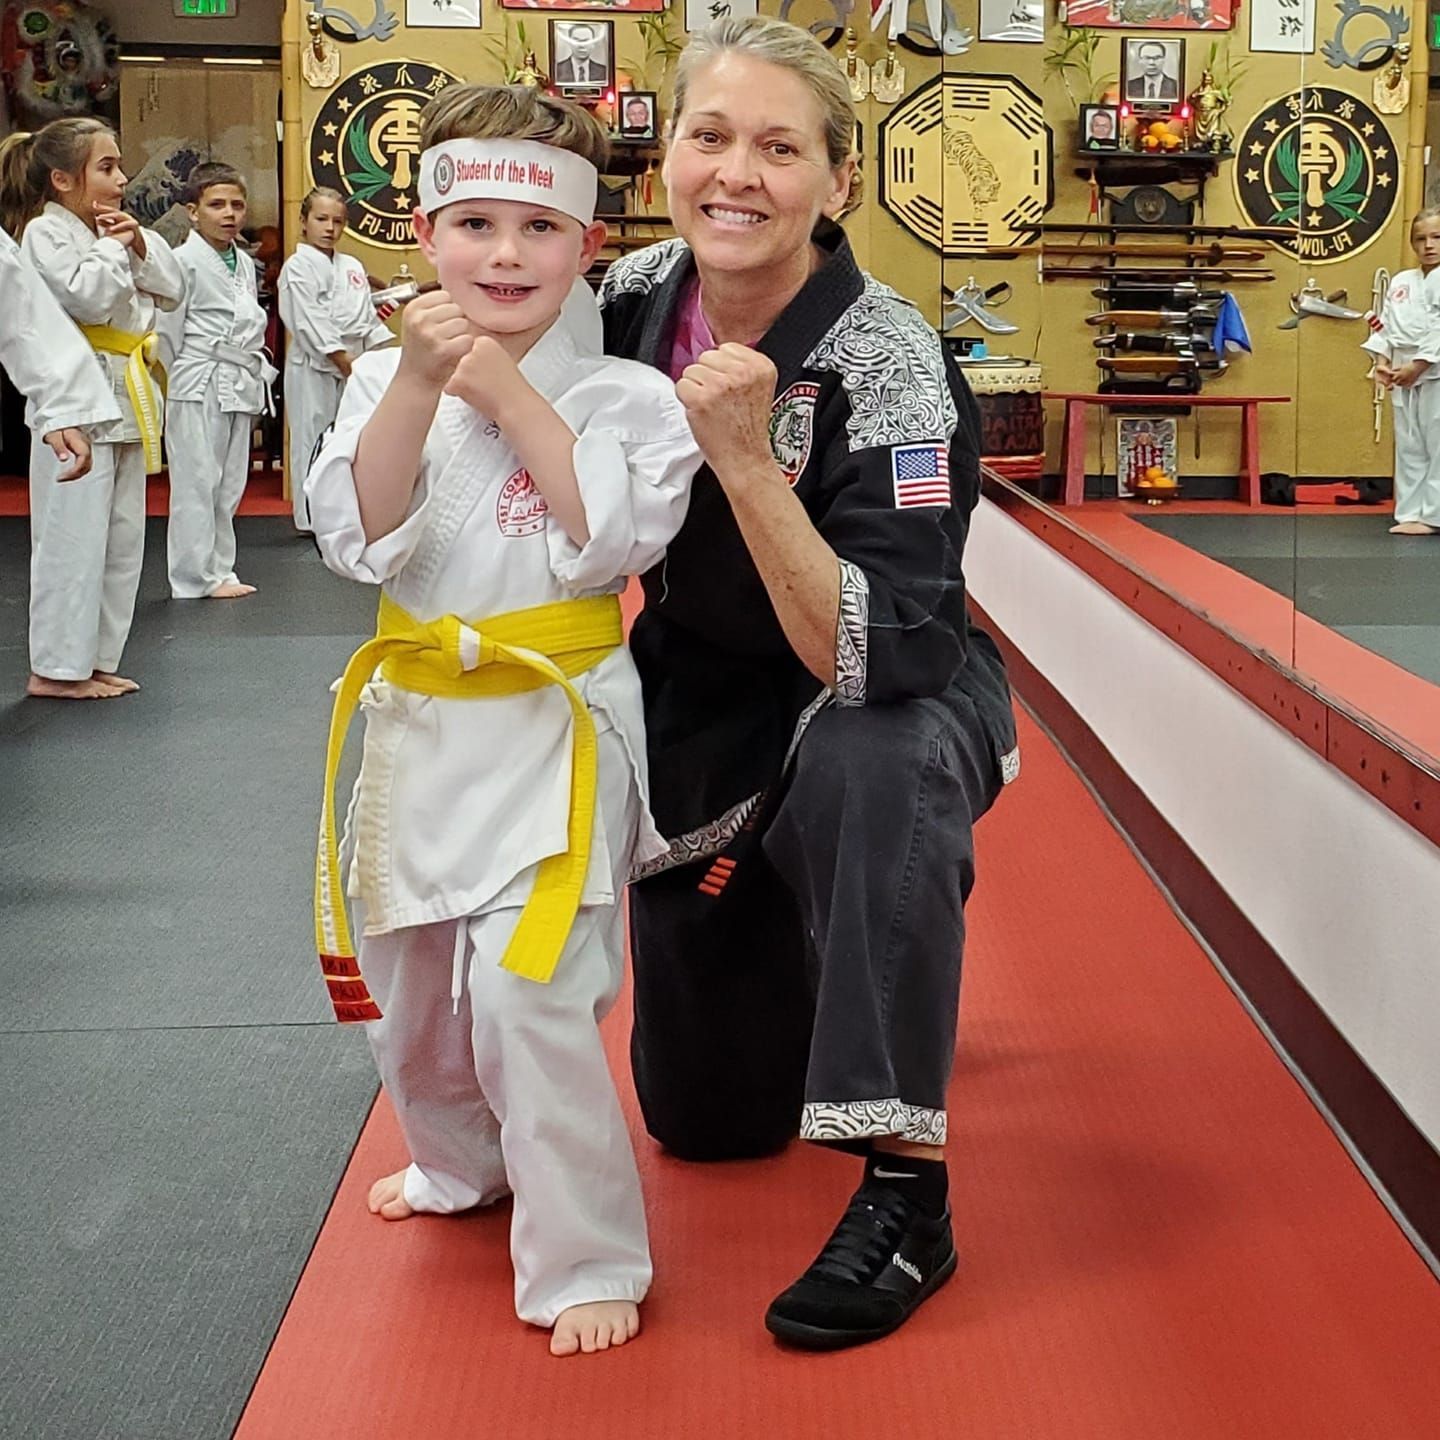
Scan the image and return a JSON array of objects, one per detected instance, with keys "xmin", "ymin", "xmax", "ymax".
[{"xmin": 1075, "ymin": 151, "xmax": 1231, "ymax": 188}]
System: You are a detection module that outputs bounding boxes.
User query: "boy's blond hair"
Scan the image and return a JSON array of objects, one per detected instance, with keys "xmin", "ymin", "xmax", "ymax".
[{"xmin": 419, "ymin": 84, "xmax": 611, "ymax": 174}]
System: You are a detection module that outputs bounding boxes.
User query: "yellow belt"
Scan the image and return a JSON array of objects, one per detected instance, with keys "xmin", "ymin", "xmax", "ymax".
[
  {"xmin": 315, "ymin": 590, "xmax": 624, "ymax": 1023},
  {"xmin": 80, "ymin": 324, "xmax": 166, "ymax": 474}
]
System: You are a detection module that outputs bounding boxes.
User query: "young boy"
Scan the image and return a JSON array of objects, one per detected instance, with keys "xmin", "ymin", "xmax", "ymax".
[
  {"xmin": 158, "ymin": 162, "xmax": 276, "ymax": 598},
  {"xmin": 306, "ymin": 86, "xmax": 699, "ymax": 1357}
]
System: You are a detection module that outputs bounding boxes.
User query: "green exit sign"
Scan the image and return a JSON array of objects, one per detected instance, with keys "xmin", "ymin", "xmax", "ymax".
[
  {"xmin": 173, "ymin": 0, "xmax": 237, "ymax": 15},
  {"xmin": 1433, "ymin": 11, "xmax": 1440, "ymax": 48}
]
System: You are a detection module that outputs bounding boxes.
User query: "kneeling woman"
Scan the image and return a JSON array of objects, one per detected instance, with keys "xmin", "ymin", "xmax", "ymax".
[{"xmin": 601, "ymin": 15, "xmax": 1018, "ymax": 1350}]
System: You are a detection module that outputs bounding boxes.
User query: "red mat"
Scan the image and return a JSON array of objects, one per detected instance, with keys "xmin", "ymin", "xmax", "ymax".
[
  {"xmin": 0, "ymin": 468, "xmax": 290, "ymax": 518},
  {"xmin": 236, "ymin": 709, "xmax": 1440, "ymax": 1440}
]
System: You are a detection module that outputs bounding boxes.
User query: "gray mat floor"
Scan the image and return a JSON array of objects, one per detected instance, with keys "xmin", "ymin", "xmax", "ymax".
[
  {"xmin": 1134, "ymin": 513, "xmax": 1440, "ymax": 687},
  {"xmin": 0, "ymin": 517, "xmax": 381, "ymax": 1440}
]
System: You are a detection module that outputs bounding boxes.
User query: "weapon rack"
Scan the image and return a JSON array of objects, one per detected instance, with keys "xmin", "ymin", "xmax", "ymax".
[{"xmin": 1041, "ymin": 170, "xmax": 1289, "ymax": 393}]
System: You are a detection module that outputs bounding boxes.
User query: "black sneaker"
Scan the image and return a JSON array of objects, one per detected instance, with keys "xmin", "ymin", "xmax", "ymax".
[{"xmin": 764, "ymin": 1182, "xmax": 958, "ymax": 1350}]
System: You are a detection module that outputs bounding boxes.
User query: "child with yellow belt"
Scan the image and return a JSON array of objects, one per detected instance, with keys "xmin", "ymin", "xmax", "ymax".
[
  {"xmin": 306, "ymin": 85, "xmax": 699, "ymax": 1356},
  {"xmin": 2, "ymin": 118, "xmax": 182, "ymax": 699}
]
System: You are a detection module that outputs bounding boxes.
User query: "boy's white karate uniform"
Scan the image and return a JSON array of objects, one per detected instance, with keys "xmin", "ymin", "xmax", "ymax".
[
  {"xmin": 278, "ymin": 244, "xmax": 392, "ymax": 530},
  {"xmin": 1364, "ymin": 266, "xmax": 1440, "ymax": 528},
  {"xmin": 21, "ymin": 203, "xmax": 183, "ymax": 680},
  {"xmin": 0, "ymin": 225, "xmax": 119, "ymax": 439},
  {"xmin": 306, "ymin": 285, "xmax": 699, "ymax": 1327},
  {"xmin": 158, "ymin": 233, "xmax": 275, "ymax": 597}
]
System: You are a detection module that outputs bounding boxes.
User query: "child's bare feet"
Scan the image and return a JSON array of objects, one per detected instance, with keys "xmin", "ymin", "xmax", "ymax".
[
  {"xmin": 367, "ymin": 1169, "xmax": 416, "ymax": 1220},
  {"xmin": 27, "ymin": 673, "xmax": 125, "ymax": 700},
  {"xmin": 1390, "ymin": 521, "xmax": 1438, "ymax": 535},
  {"xmin": 550, "ymin": 1300, "xmax": 640, "ymax": 1357},
  {"xmin": 209, "ymin": 581, "xmax": 257, "ymax": 598},
  {"xmin": 92, "ymin": 671, "xmax": 139, "ymax": 694}
]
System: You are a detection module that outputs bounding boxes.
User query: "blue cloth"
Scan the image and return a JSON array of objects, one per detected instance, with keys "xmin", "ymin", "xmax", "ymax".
[{"xmin": 1212, "ymin": 292, "xmax": 1251, "ymax": 354}]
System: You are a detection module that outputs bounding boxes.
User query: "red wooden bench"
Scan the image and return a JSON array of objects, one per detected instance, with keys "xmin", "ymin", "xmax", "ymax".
[{"xmin": 1046, "ymin": 392, "xmax": 1293, "ymax": 507}]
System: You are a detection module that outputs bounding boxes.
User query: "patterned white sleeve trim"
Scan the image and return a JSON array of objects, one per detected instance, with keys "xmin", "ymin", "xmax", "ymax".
[
  {"xmin": 834, "ymin": 559, "xmax": 868, "ymax": 707},
  {"xmin": 1001, "ymin": 747, "xmax": 1021, "ymax": 785},
  {"xmin": 801, "ymin": 1099, "xmax": 947, "ymax": 1147}
]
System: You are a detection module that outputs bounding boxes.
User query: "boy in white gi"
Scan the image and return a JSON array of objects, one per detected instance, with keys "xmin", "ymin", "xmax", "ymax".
[
  {"xmin": 306, "ymin": 86, "xmax": 699, "ymax": 1356},
  {"xmin": 1365, "ymin": 208, "xmax": 1440, "ymax": 535},
  {"xmin": 159, "ymin": 162, "xmax": 276, "ymax": 599},
  {"xmin": 5, "ymin": 117, "xmax": 183, "ymax": 700},
  {"xmin": 278, "ymin": 188, "xmax": 393, "ymax": 532}
]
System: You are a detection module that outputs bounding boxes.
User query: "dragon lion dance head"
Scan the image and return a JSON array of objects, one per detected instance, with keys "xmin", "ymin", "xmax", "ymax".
[{"xmin": 1, "ymin": 1, "xmax": 119, "ymax": 129}]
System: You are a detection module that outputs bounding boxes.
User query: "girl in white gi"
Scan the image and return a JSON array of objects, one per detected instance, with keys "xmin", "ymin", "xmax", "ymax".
[
  {"xmin": 3, "ymin": 118, "xmax": 183, "ymax": 700},
  {"xmin": 1365, "ymin": 208, "xmax": 1440, "ymax": 535},
  {"xmin": 158, "ymin": 162, "xmax": 275, "ymax": 599},
  {"xmin": 0, "ymin": 154, "xmax": 119, "ymax": 487},
  {"xmin": 307, "ymin": 86, "xmax": 699, "ymax": 1356},
  {"xmin": 278, "ymin": 188, "xmax": 393, "ymax": 532}
]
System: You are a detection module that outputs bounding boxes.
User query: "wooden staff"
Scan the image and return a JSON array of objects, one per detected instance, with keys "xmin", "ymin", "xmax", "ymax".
[{"xmin": 1042, "ymin": 242, "xmax": 1265, "ymax": 262}]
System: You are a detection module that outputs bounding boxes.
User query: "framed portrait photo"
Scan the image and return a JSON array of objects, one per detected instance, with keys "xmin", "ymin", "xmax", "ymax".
[
  {"xmin": 1079, "ymin": 103, "xmax": 1120, "ymax": 152},
  {"xmin": 616, "ymin": 90, "xmax": 658, "ymax": 142},
  {"xmin": 406, "ymin": 0, "xmax": 481, "ymax": 26},
  {"xmin": 549, "ymin": 17, "xmax": 615, "ymax": 93},
  {"xmin": 1122, "ymin": 36, "xmax": 1185, "ymax": 108}
]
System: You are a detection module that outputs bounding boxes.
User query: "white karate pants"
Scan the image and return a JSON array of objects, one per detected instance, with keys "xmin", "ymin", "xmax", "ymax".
[
  {"xmin": 358, "ymin": 729, "xmax": 652, "ymax": 1329},
  {"xmin": 166, "ymin": 398, "xmax": 253, "ymax": 598},
  {"xmin": 28, "ymin": 436, "xmax": 145, "ymax": 680},
  {"xmin": 1391, "ymin": 382, "xmax": 1440, "ymax": 526},
  {"xmin": 285, "ymin": 362, "xmax": 343, "ymax": 532}
]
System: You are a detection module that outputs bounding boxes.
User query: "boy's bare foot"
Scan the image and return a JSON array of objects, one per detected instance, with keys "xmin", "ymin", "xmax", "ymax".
[
  {"xmin": 92, "ymin": 671, "xmax": 140, "ymax": 694},
  {"xmin": 27, "ymin": 673, "xmax": 125, "ymax": 700},
  {"xmin": 1389, "ymin": 521, "xmax": 1437, "ymax": 535},
  {"xmin": 367, "ymin": 1169, "xmax": 416, "ymax": 1220},
  {"xmin": 550, "ymin": 1300, "xmax": 640, "ymax": 1357},
  {"xmin": 210, "ymin": 581, "xmax": 257, "ymax": 598}
]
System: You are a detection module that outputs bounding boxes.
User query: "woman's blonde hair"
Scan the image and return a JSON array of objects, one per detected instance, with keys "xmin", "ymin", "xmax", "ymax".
[
  {"xmin": 672, "ymin": 15, "xmax": 862, "ymax": 217},
  {"xmin": 419, "ymin": 83, "xmax": 610, "ymax": 174},
  {"xmin": 0, "ymin": 117, "xmax": 113, "ymax": 238}
]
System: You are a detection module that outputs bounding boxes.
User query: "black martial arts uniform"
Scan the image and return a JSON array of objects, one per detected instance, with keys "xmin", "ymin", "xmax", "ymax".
[{"xmin": 601, "ymin": 223, "xmax": 1018, "ymax": 1162}]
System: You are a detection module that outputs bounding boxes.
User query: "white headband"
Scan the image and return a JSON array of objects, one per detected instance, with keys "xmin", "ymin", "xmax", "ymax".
[{"xmin": 418, "ymin": 139, "xmax": 598, "ymax": 225}]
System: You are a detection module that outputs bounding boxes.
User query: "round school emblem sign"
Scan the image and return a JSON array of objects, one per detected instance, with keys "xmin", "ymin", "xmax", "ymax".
[
  {"xmin": 309, "ymin": 60, "xmax": 460, "ymax": 250},
  {"xmin": 1233, "ymin": 87, "xmax": 1398, "ymax": 264}
]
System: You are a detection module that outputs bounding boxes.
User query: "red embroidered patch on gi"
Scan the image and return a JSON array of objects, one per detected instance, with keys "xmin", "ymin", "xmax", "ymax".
[
  {"xmin": 497, "ymin": 468, "xmax": 549, "ymax": 536},
  {"xmin": 769, "ymin": 381, "xmax": 820, "ymax": 486}
]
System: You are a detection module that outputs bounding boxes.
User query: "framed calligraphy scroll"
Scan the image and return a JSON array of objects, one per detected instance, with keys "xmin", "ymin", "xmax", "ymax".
[{"xmin": 1249, "ymin": 0, "xmax": 1316, "ymax": 53}]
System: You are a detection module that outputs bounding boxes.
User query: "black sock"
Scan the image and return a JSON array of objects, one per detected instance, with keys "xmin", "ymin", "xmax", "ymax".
[{"xmin": 862, "ymin": 1152, "xmax": 948, "ymax": 1218}]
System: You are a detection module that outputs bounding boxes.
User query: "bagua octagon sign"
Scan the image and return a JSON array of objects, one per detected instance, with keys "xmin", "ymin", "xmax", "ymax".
[
  {"xmin": 879, "ymin": 73, "xmax": 1051, "ymax": 256},
  {"xmin": 309, "ymin": 60, "xmax": 461, "ymax": 249}
]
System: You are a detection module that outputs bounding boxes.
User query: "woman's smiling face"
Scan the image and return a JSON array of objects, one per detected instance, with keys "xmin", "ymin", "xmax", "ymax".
[{"xmin": 663, "ymin": 53, "xmax": 851, "ymax": 281}]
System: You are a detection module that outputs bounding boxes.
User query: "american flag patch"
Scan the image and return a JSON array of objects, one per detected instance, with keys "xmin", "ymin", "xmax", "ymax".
[{"xmin": 891, "ymin": 443, "xmax": 951, "ymax": 509}]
